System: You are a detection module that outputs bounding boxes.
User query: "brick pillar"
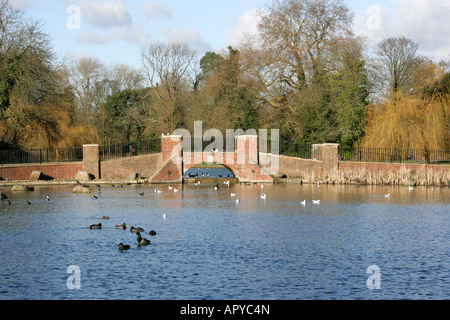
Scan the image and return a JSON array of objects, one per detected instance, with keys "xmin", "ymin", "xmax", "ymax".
[
  {"xmin": 162, "ymin": 135, "xmax": 183, "ymax": 163},
  {"xmin": 322, "ymin": 143, "xmax": 339, "ymax": 176},
  {"xmin": 152, "ymin": 136, "xmax": 183, "ymax": 183},
  {"xmin": 312, "ymin": 144, "xmax": 323, "ymax": 160},
  {"xmin": 235, "ymin": 135, "xmax": 258, "ymax": 164},
  {"xmin": 83, "ymin": 144, "xmax": 100, "ymax": 179}
]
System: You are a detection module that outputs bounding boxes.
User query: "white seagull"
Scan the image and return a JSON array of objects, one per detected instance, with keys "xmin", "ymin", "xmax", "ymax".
[
  {"xmin": 312, "ymin": 200, "xmax": 321, "ymax": 204},
  {"xmin": 301, "ymin": 200, "xmax": 306, "ymax": 206}
]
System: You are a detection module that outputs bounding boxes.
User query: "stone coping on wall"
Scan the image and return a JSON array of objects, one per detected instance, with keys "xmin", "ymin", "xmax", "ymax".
[
  {"xmin": 0, "ymin": 161, "xmax": 83, "ymax": 168},
  {"xmin": 0, "ymin": 180, "xmax": 157, "ymax": 187}
]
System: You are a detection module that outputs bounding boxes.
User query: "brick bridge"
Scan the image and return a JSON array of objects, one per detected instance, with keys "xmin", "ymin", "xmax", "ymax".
[
  {"xmin": 0, "ymin": 135, "xmax": 340, "ymax": 184},
  {"xmin": 2, "ymin": 135, "xmax": 447, "ymax": 185},
  {"xmin": 67, "ymin": 135, "xmax": 340, "ymax": 184}
]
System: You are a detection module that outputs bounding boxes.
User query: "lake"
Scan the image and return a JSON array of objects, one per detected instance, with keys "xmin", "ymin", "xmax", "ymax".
[{"xmin": 0, "ymin": 183, "xmax": 448, "ymax": 300}]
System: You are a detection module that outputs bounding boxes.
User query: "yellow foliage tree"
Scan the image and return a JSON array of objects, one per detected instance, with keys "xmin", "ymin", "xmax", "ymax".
[{"xmin": 359, "ymin": 92, "xmax": 450, "ymax": 151}]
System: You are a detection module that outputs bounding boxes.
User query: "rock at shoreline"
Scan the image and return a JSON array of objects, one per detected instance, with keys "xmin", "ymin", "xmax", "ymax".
[
  {"xmin": 30, "ymin": 171, "xmax": 43, "ymax": 181},
  {"xmin": 74, "ymin": 171, "xmax": 95, "ymax": 181},
  {"xmin": 402, "ymin": 179, "xmax": 416, "ymax": 186},
  {"xmin": 73, "ymin": 185, "xmax": 91, "ymax": 194},
  {"xmin": 11, "ymin": 185, "xmax": 35, "ymax": 192}
]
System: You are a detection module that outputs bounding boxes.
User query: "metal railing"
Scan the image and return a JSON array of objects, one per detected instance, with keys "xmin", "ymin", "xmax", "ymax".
[
  {"xmin": 264, "ymin": 142, "xmax": 321, "ymax": 160},
  {"xmin": 0, "ymin": 147, "xmax": 83, "ymax": 165},
  {"xmin": 100, "ymin": 139, "xmax": 162, "ymax": 161},
  {"xmin": 339, "ymin": 147, "xmax": 450, "ymax": 164}
]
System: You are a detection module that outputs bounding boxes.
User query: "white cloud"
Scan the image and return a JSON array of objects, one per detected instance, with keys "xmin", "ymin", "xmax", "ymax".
[
  {"xmin": 76, "ymin": 25, "xmax": 152, "ymax": 45},
  {"xmin": 142, "ymin": 0, "xmax": 173, "ymax": 21},
  {"xmin": 353, "ymin": 4, "xmax": 394, "ymax": 48},
  {"xmin": 78, "ymin": 0, "xmax": 132, "ymax": 29},
  {"xmin": 394, "ymin": 0, "xmax": 450, "ymax": 61},
  {"xmin": 354, "ymin": 1, "xmax": 450, "ymax": 61},
  {"xmin": 163, "ymin": 27, "xmax": 212, "ymax": 54},
  {"xmin": 225, "ymin": 7, "xmax": 262, "ymax": 48},
  {"xmin": 9, "ymin": 0, "xmax": 35, "ymax": 10}
]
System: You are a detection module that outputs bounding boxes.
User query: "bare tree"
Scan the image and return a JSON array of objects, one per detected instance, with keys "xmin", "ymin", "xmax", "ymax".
[
  {"xmin": 140, "ymin": 41, "xmax": 197, "ymax": 132},
  {"xmin": 371, "ymin": 37, "xmax": 425, "ymax": 98},
  {"xmin": 0, "ymin": 0, "xmax": 61, "ymax": 148},
  {"xmin": 240, "ymin": 0, "xmax": 354, "ymax": 109},
  {"xmin": 0, "ymin": 0, "xmax": 55, "ymax": 114},
  {"xmin": 104, "ymin": 63, "xmax": 145, "ymax": 93},
  {"xmin": 67, "ymin": 57, "xmax": 105, "ymax": 126}
]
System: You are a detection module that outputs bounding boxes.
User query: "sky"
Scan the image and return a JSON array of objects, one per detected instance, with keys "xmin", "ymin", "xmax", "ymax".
[{"xmin": 9, "ymin": 0, "xmax": 450, "ymax": 69}]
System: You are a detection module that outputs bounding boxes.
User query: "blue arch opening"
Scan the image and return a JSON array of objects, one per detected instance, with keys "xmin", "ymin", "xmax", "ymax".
[{"xmin": 183, "ymin": 166, "xmax": 235, "ymax": 179}]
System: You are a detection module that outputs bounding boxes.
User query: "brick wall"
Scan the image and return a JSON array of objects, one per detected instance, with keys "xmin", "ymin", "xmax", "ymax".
[
  {"xmin": 339, "ymin": 161, "xmax": 449, "ymax": 174},
  {"xmin": 274, "ymin": 155, "xmax": 323, "ymax": 179},
  {"xmin": 101, "ymin": 153, "xmax": 163, "ymax": 181},
  {"xmin": 0, "ymin": 162, "xmax": 83, "ymax": 181}
]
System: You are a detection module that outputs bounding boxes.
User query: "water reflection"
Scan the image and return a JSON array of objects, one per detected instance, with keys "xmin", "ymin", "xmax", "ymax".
[{"xmin": 0, "ymin": 183, "xmax": 448, "ymax": 300}]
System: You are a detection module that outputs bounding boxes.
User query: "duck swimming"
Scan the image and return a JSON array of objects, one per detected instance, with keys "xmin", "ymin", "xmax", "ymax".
[
  {"xmin": 102, "ymin": 216, "xmax": 110, "ymax": 220},
  {"xmin": 90, "ymin": 223, "xmax": 102, "ymax": 229},
  {"xmin": 136, "ymin": 232, "xmax": 150, "ymax": 246},
  {"xmin": 130, "ymin": 226, "xmax": 144, "ymax": 233},
  {"xmin": 149, "ymin": 230, "xmax": 157, "ymax": 236},
  {"xmin": 116, "ymin": 223, "xmax": 127, "ymax": 230},
  {"xmin": 118, "ymin": 243, "xmax": 131, "ymax": 250}
]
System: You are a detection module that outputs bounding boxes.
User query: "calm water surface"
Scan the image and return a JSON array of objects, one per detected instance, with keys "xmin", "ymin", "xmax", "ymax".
[{"xmin": 0, "ymin": 183, "xmax": 448, "ymax": 300}]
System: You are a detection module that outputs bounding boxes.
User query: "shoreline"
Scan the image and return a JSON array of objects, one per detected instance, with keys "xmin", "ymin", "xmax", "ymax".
[{"xmin": 0, "ymin": 178, "xmax": 448, "ymax": 188}]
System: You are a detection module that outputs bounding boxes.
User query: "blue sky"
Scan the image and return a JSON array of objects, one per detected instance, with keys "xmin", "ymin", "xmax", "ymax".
[{"xmin": 9, "ymin": 0, "xmax": 450, "ymax": 69}]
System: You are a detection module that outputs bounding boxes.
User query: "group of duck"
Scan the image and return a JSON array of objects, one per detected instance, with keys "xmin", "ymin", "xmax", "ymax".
[
  {"xmin": 89, "ymin": 214, "xmax": 163, "ymax": 251},
  {"xmin": 0, "ymin": 193, "xmax": 49, "ymax": 206}
]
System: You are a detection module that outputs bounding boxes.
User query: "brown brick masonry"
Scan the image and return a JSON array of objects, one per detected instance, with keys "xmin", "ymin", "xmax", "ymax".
[
  {"xmin": 0, "ymin": 162, "xmax": 83, "ymax": 181},
  {"xmin": 1, "ymin": 139, "xmax": 448, "ymax": 185}
]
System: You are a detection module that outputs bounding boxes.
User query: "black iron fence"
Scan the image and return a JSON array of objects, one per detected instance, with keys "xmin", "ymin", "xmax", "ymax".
[
  {"xmin": 339, "ymin": 147, "xmax": 450, "ymax": 164},
  {"xmin": 279, "ymin": 144, "xmax": 315, "ymax": 159},
  {"xmin": 0, "ymin": 147, "xmax": 83, "ymax": 165},
  {"xmin": 2, "ymin": 140, "xmax": 448, "ymax": 166},
  {"xmin": 100, "ymin": 139, "xmax": 162, "ymax": 161}
]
